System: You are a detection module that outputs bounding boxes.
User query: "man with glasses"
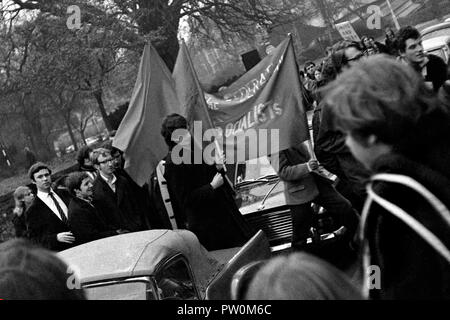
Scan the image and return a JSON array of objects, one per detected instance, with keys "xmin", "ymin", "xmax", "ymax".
[{"xmin": 91, "ymin": 148, "xmax": 148, "ymax": 232}]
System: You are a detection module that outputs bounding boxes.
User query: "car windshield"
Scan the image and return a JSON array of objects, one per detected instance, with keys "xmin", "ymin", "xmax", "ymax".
[
  {"xmin": 427, "ymin": 48, "xmax": 447, "ymax": 60},
  {"xmin": 234, "ymin": 156, "xmax": 285, "ymax": 213}
]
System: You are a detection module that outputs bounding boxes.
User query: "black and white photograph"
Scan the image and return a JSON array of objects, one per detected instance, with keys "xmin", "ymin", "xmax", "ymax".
[{"xmin": 0, "ymin": 0, "xmax": 449, "ymax": 307}]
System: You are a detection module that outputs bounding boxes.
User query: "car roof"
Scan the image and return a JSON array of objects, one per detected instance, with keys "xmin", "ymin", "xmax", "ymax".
[
  {"xmin": 58, "ymin": 229, "xmax": 224, "ymax": 292},
  {"xmin": 423, "ymin": 35, "xmax": 450, "ymax": 50},
  {"xmin": 421, "ymin": 21, "xmax": 450, "ymax": 36}
]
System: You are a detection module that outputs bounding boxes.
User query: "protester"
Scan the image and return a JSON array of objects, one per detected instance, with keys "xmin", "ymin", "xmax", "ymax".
[
  {"xmin": 12, "ymin": 186, "xmax": 34, "ymax": 238},
  {"xmin": 326, "ymin": 55, "xmax": 450, "ymax": 299},
  {"xmin": 0, "ymin": 238, "xmax": 86, "ymax": 299},
  {"xmin": 314, "ymin": 46, "xmax": 371, "ymax": 213},
  {"xmin": 271, "ymin": 144, "xmax": 358, "ymax": 250},
  {"xmin": 66, "ymin": 171, "xmax": 126, "ymax": 245},
  {"xmin": 160, "ymin": 113, "xmax": 254, "ymax": 250},
  {"xmin": 25, "ymin": 162, "xmax": 75, "ymax": 251},
  {"xmin": 76, "ymin": 145, "xmax": 97, "ymax": 180},
  {"xmin": 384, "ymin": 27, "xmax": 398, "ymax": 56},
  {"xmin": 397, "ymin": 26, "xmax": 448, "ymax": 91},
  {"xmin": 91, "ymin": 148, "xmax": 148, "ymax": 232},
  {"xmin": 244, "ymin": 252, "xmax": 363, "ymax": 300}
]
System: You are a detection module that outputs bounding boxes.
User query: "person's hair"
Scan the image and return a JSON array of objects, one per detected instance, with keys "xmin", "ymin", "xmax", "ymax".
[
  {"xmin": 161, "ymin": 113, "xmax": 188, "ymax": 149},
  {"xmin": 90, "ymin": 148, "xmax": 111, "ymax": 165},
  {"xmin": 66, "ymin": 172, "xmax": 89, "ymax": 196},
  {"xmin": 76, "ymin": 146, "xmax": 93, "ymax": 168},
  {"xmin": 318, "ymin": 50, "xmax": 347, "ymax": 87},
  {"xmin": 28, "ymin": 162, "xmax": 51, "ymax": 181},
  {"xmin": 396, "ymin": 26, "xmax": 420, "ymax": 52},
  {"xmin": 361, "ymin": 35, "xmax": 369, "ymax": 48},
  {"xmin": 13, "ymin": 186, "xmax": 33, "ymax": 210},
  {"xmin": 304, "ymin": 61, "xmax": 315, "ymax": 72},
  {"xmin": 244, "ymin": 252, "xmax": 363, "ymax": 300},
  {"xmin": 0, "ymin": 239, "xmax": 86, "ymax": 300},
  {"xmin": 324, "ymin": 55, "xmax": 444, "ymax": 154}
]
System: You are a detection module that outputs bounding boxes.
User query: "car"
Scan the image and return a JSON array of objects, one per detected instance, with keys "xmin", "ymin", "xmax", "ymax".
[
  {"xmin": 233, "ymin": 153, "xmax": 345, "ymax": 252},
  {"xmin": 85, "ymin": 136, "xmax": 98, "ymax": 146},
  {"xmin": 58, "ymin": 229, "xmax": 271, "ymax": 300},
  {"xmin": 421, "ymin": 21, "xmax": 450, "ymax": 42},
  {"xmin": 422, "ymin": 35, "xmax": 450, "ymax": 63}
]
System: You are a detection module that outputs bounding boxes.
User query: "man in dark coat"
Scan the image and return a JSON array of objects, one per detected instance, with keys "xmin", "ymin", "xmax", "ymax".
[
  {"xmin": 271, "ymin": 144, "xmax": 358, "ymax": 249},
  {"xmin": 25, "ymin": 162, "xmax": 75, "ymax": 251},
  {"xmin": 328, "ymin": 55, "xmax": 450, "ymax": 299},
  {"xmin": 91, "ymin": 148, "xmax": 148, "ymax": 232},
  {"xmin": 161, "ymin": 114, "xmax": 254, "ymax": 251},
  {"xmin": 66, "ymin": 171, "xmax": 125, "ymax": 245}
]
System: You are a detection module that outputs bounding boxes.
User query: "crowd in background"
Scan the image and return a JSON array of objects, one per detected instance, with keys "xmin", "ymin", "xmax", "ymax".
[{"xmin": 3, "ymin": 24, "xmax": 450, "ymax": 300}]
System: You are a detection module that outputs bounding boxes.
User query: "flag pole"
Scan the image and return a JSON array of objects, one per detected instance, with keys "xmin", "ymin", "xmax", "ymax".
[
  {"xmin": 386, "ymin": 0, "xmax": 400, "ymax": 30},
  {"xmin": 180, "ymin": 41, "xmax": 235, "ymax": 192}
]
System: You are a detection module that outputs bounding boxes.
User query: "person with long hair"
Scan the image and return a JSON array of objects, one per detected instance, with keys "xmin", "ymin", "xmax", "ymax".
[
  {"xmin": 325, "ymin": 55, "xmax": 450, "ymax": 299},
  {"xmin": 12, "ymin": 186, "xmax": 35, "ymax": 238}
]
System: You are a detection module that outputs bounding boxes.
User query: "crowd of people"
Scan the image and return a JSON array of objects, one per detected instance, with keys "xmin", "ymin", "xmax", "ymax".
[{"xmin": 3, "ymin": 24, "xmax": 450, "ymax": 300}]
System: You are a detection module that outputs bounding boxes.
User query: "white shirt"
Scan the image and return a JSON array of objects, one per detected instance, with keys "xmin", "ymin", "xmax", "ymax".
[
  {"xmin": 99, "ymin": 172, "xmax": 117, "ymax": 193},
  {"xmin": 37, "ymin": 188, "xmax": 68, "ymax": 221}
]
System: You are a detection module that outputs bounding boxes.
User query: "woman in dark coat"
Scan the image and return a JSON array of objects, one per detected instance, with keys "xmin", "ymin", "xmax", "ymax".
[
  {"xmin": 161, "ymin": 114, "xmax": 255, "ymax": 251},
  {"xmin": 326, "ymin": 55, "xmax": 450, "ymax": 299}
]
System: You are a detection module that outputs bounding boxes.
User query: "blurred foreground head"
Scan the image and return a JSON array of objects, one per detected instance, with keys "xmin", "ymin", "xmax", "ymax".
[
  {"xmin": 0, "ymin": 239, "xmax": 85, "ymax": 300},
  {"xmin": 324, "ymin": 55, "xmax": 448, "ymax": 170},
  {"xmin": 245, "ymin": 252, "xmax": 363, "ymax": 300}
]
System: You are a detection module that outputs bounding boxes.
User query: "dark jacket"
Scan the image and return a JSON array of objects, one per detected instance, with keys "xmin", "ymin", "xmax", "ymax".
[
  {"xmin": 315, "ymin": 102, "xmax": 371, "ymax": 211},
  {"xmin": 365, "ymin": 153, "xmax": 450, "ymax": 299},
  {"xmin": 68, "ymin": 197, "xmax": 118, "ymax": 245},
  {"xmin": 25, "ymin": 190, "xmax": 73, "ymax": 251},
  {"xmin": 92, "ymin": 174, "xmax": 147, "ymax": 232},
  {"xmin": 12, "ymin": 213, "xmax": 27, "ymax": 238},
  {"xmin": 164, "ymin": 151, "xmax": 254, "ymax": 251}
]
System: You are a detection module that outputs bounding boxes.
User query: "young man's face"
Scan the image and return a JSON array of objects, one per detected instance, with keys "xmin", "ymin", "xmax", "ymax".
[
  {"xmin": 96, "ymin": 153, "xmax": 115, "ymax": 176},
  {"xmin": 402, "ymin": 38, "xmax": 425, "ymax": 64},
  {"xmin": 76, "ymin": 177, "xmax": 93, "ymax": 199},
  {"xmin": 306, "ymin": 64, "xmax": 315, "ymax": 76},
  {"xmin": 33, "ymin": 169, "xmax": 52, "ymax": 193}
]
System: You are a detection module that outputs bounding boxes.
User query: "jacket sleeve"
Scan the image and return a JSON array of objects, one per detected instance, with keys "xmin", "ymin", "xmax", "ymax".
[
  {"xmin": 26, "ymin": 208, "xmax": 60, "ymax": 250},
  {"xmin": 272, "ymin": 151, "xmax": 310, "ymax": 182}
]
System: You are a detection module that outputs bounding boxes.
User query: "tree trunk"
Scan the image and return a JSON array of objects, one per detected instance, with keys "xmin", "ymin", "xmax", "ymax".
[
  {"xmin": 22, "ymin": 105, "xmax": 54, "ymax": 161},
  {"xmin": 315, "ymin": 0, "xmax": 334, "ymax": 44},
  {"xmin": 64, "ymin": 113, "xmax": 79, "ymax": 152},
  {"xmin": 136, "ymin": 0, "xmax": 180, "ymax": 71},
  {"xmin": 93, "ymin": 88, "xmax": 113, "ymax": 132}
]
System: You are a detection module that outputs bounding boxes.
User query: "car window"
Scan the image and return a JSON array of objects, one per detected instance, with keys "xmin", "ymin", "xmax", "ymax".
[
  {"xmin": 234, "ymin": 156, "xmax": 285, "ymax": 212},
  {"xmin": 427, "ymin": 48, "xmax": 446, "ymax": 61},
  {"xmin": 155, "ymin": 256, "xmax": 199, "ymax": 300},
  {"xmin": 85, "ymin": 279, "xmax": 155, "ymax": 300}
]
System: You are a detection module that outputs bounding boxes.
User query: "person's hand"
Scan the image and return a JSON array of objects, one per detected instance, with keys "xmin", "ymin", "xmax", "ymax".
[
  {"xmin": 210, "ymin": 173, "xmax": 224, "ymax": 190},
  {"xmin": 306, "ymin": 159, "xmax": 319, "ymax": 172},
  {"xmin": 13, "ymin": 207, "xmax": 23, "ymax": 217},
  {"xmin": 57, "ymin": 232, "xmax": 75, "ymax": 243}
]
